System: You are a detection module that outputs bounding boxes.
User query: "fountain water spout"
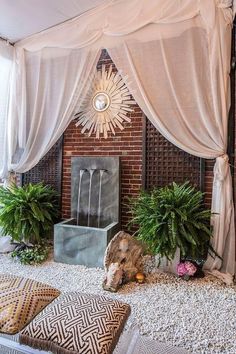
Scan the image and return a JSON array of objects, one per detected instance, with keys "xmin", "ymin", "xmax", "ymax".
[
  {"xmin": 98, "ymin": 169, "xmax": 107, "ymax": 228},
  {"xmin": 76, "ymin": 169, "xmax": 87, "ymax": 225},
  {"xmin": 87, "ymin": 169, "xmax": 97, "ymax": 227}
]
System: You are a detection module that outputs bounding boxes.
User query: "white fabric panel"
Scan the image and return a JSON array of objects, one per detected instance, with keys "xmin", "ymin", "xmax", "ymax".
[
  {"xmin": 107, "ymin": 6, "xmax": 235, "ymax": 276},
  {"xmin": 109, "ymin": 24, "xmax": 223, "ymax": 159},
  {"xmin": 0, "ymin": 41, "xmax": 13, "ymax": 179},
  {"xmin": 5, "ymin": 0, "xmax": 235, "ymax": 277},
  {"xmin": 9, "ymin": 47, "xmax": 100, "ymax": 172},
  {"xmin": 206, "ymin": 155, "xmax": 235, "ymax": 274},
  {"xmin": 0, "ymin": 0, "xmax": 108, "ymax": 42}
]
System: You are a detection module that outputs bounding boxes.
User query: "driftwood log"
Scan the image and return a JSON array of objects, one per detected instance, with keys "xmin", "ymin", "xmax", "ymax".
[{"xmin": 103, "ymin": 231, "xmax": 144, "ymax": 292}]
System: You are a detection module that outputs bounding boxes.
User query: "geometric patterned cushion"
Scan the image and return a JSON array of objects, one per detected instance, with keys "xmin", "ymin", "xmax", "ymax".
[
  {"xmin": 20, "ymin": 292, "xmax": 131, "ymax": 354},
  {"xmin": 0, "ymin": 274, "xmax": 60, "ymax": 335}
]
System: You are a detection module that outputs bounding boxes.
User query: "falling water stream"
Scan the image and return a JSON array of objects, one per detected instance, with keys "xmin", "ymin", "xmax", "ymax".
[
  {"xmin": 97, "ymin": 169, "xmax": 107, "ymax": 228},
  {"xmin": 87, "ymin": 169, "xmax": 96, "ymax": 227},
  {"xmin": 76, "ymin": 169, "xmax": 87, "ymax": 225},
  {"xmin": 76, "ymin": 168, "xmax": 108, "ymax": 227}
]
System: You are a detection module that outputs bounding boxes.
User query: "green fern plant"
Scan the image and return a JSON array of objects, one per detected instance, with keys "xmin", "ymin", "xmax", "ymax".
[
  {"xmin": 129, "ymin": 182, "xmax": 213, "ymax": 260},
  {"xmin": 0, "ymin": 183, "xmax": 59, "ymax": 244}
]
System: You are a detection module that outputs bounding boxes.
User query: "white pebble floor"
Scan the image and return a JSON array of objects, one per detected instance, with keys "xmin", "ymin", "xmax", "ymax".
[{"xmin": 0, "ymin": 253, "xmax": 236, "ymax": 354}]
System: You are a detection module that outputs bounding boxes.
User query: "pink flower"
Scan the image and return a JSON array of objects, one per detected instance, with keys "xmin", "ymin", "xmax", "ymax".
[
  {"xmin": 185, "ymin": 261, "xmax": 197, "ymax": 276},
  {"xmin": 177, "ymin": 261, "xmax": 197, "ymax": 278},
  {"xmin": 177, "ymin": 262, "xmax": 187, "ymax": 276}
]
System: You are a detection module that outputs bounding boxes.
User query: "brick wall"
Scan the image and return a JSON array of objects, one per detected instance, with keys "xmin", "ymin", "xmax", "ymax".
[{"xmin": 62, "ymin": 50, "xmax": 143, "ymax": 231}]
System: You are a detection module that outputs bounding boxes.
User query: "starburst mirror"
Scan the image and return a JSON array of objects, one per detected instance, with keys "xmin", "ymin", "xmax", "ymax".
[{"xmin": 75, "ymin": 65, "xmax": 135, "ymax": 139}]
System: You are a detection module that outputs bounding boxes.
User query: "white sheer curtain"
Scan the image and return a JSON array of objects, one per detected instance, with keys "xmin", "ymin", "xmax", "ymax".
[
  {"xmin": 8, "ymin": 47, "xmax": 100, "ymax": 172},
  {"xmin": 108, "ymin": 6, "xmax": 235, "ymax": 275},
  {"xmin": 5, "ymin": 0, "xmax": 235, "ymax": 276},
  {"xmin": 0, "ymin": 41, "xmax": 13, "ymax": 179}
]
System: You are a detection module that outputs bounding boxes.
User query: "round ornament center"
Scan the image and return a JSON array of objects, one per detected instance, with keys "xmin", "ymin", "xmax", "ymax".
[{"xmin": 92, "ymin": 92, "xmax": 110, "ymax": 112}]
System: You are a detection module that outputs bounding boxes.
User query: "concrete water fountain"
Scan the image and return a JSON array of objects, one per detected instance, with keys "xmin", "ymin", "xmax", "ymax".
[{"xmin": 54, "ymin": 156, "xmax": 120, "ymax": 268}]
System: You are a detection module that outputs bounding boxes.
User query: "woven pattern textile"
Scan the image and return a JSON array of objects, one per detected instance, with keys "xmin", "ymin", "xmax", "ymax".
[
  {"xmin": 0, "ymin": 274, "xmax": 60, "ymax": 334},
  {"xmin": 20, "ymin": 292, "xmax": 131, "ymax": 354}
]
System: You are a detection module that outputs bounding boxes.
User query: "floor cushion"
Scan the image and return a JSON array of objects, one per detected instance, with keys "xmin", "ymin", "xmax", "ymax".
[
  {"xmin": 19, "ymin": 292, "xmax": 131, "ymax": 354},
  {"xmin": 0, "ymin": 274, "xmax": 60, "ymax": 334}
]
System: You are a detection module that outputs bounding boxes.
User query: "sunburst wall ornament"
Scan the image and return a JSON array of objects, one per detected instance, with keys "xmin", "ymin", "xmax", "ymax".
[{"xmin": 75, "ymin": 65, "xmax": 135, "ymax": 139}]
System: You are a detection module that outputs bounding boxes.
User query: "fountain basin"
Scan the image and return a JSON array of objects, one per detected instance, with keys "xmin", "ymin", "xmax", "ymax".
[
  {"xmin": 54, "ymin": 218, "xmax": 120, "ymax": 268},
  {"xmin": 54, "ymin": 156, "xmax": 120, "ymax": 268}
]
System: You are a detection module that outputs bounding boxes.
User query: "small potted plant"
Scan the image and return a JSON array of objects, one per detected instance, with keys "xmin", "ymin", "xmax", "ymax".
[
  {"xmin": 0, "ymin": 183, "xmax": 59, "ymax": 264},
  {"xmin": 129, "ymin": 182, "xmax": 215, "ymax": 274}
]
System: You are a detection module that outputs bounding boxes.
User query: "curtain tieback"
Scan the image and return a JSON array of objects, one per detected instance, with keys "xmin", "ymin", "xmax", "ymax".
[
  {"xmin": 212, "ymin": 154, "xmax": 230, "ymax": 213},
  {"xmin": 216, "ymin": 0, "xmax": 233, "ymax": 9},
  {"xmin": 4, "ymin": 171, "xmax": 17, "ymax": 188},
  {"xmin": 199, "ymin": 0, "xmax": 232, "ymax": 30},
  {"xmin": 214, "ymin": 154, "xmax": 229, "ymax": 182}
]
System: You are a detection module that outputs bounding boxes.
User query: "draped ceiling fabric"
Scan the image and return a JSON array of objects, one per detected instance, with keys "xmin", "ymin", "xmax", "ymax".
[{"xmin": 4, "ymin": 0, "xmax": 235, "ymax": 277}]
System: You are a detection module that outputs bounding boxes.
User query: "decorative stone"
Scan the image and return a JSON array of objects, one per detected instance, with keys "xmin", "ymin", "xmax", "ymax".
[
  {"xmin": 103, "ymin": 231, "xmax": 144, "ymax": 290},
  {"xmin": 0, "ymin": 236, "xmax": 16, "ymax": 253},
  {"xmin": 142, "ymin": 255, "xmax": 156, "ymax": 275},
  {"xmin": 102, "ymin": 262, "xmax": 123, "ymax": 292}
]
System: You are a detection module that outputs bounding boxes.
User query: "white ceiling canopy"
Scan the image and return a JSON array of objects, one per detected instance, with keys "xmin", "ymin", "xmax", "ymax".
[{"xmin": 0, "ymin": 0, "xmax": 108, "ymax": 43}]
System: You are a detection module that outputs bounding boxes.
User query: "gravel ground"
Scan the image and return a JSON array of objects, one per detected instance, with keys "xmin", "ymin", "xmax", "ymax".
[{"xmin": 0, "ymin": 253, "xmax": 236, "ymax": 354}]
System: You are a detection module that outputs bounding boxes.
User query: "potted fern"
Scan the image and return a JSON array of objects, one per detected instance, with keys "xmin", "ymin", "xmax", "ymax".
[
  {"xmin": 129, "ymin": 182, "xmax": 213, "ymax": 273},
  {"xmin": 0, "ymin": 183, "xmax": 59, "ymax": 264}
]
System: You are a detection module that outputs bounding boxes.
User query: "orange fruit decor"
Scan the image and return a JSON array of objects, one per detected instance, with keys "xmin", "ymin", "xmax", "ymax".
[{"xmin": 135, "ymin": 272, "xmax": 145, "ymax": 284}]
